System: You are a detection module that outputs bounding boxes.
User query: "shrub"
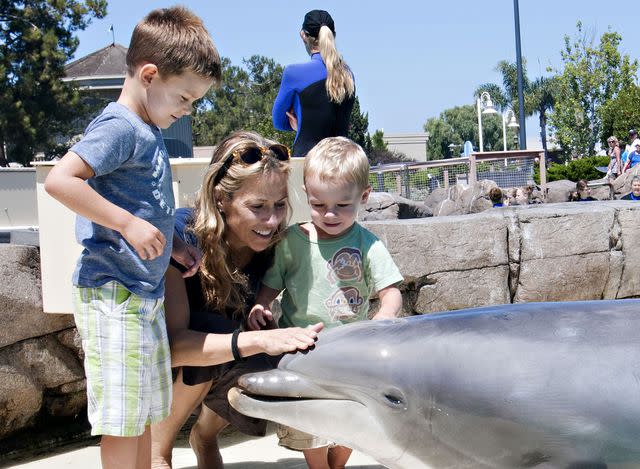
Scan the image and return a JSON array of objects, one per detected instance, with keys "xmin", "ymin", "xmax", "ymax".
[{"xmin": 534, "ymin": 156, "xmax": 610, "ymax": 183}]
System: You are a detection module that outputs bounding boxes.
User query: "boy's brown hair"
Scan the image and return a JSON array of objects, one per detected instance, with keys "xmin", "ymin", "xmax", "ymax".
[
  {"xmin": 488, "ymin": 187, "xmax": 503, "ymax": 204},
  {"xmin": 126, "ymin": 6, "xmax": 221, "ymax": 83}
]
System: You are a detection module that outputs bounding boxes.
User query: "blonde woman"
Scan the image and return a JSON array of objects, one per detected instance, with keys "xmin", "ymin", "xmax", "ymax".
[
  {"xmin": 606, "ymin": 136, "xmax": 622, "ymax": 179},
  {"xmin": 272, "ymin": 10, "xmax": 356, "ymax": 157},
  {"xmin": 151, "ymin": 131, "xmax": 323, "ymax": 469}
]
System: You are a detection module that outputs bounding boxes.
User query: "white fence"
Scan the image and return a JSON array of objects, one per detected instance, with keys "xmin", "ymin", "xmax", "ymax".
[{"xmin": 370, "ymin": 150, "xmax": 547, "ymax": 200}]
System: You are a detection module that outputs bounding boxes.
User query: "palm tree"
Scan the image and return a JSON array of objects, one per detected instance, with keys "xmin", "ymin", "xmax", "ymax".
[
  {"xmin": 526, "ymin": 76, "xmax": 558, "ymax": 160},
  {"xmin": 475, "ymin": 59, "xmax": 559, "ymax": 155}
]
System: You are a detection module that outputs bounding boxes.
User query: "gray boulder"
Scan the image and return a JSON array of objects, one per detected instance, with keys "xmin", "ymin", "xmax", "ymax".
[
  {"xmin": 544, "ymin": 179, "xmax": 575, "ymax": 203},
  {"xmin": 0, "ymin": 245, "xmax": 74, "ymax": 349},
  {"xmin": 360, "ymin": 192, "xmax": 432, "ymax": 221},
  {"xmin": 0, "ymin": 365, "xmax": 42, "ymax": 437}
]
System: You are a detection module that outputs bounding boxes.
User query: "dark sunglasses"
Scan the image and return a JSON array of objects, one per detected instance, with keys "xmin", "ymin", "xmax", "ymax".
[{"xmin": 213, "ymin": 144, "xmax": 290, "ymax": 185}]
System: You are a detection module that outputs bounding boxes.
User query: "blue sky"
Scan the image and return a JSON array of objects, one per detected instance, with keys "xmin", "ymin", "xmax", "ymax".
[{"xmin": 73, "ymin": 1, "xmax": 639, "ymax": 147}]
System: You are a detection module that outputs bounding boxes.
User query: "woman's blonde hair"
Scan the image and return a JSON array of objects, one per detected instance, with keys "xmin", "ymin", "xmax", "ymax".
[
  {"xmin": 303, "ymin": 27, "xmax": 355, "ymax": 103},
  {"xmin": 304, "ymin": 137, "xmax": 369, "ymax": 190},
  {"xmin": 607, "ymin": 136, "xmax": 619, "ymax": 145},
  {"xmin": 193, "ymin": 131, "xmax": 290, "ymax": 316}
]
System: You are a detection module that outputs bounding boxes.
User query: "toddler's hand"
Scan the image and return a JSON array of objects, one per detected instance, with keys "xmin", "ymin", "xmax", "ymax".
[
  {"xmin": 247, "ymin": 304, "xmax": 273, "ymax": 331},
  {"xmin": 121, "ymin": 216, "xmax": 166, "ymax": 260}
]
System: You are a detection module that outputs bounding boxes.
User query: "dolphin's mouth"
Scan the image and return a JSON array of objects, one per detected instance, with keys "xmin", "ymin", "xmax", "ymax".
[
  {"xmin": 235, "ymin": 369, "xmax": 348, "ymax": 401},
  {"xmin": 233, "ymin": 391, "xmax": 317, "ymax": 404},
  {"xmin": 228, "ymin": 370, "xmax": 406, "ymax": 468},
  {"xmin": 228, "ymin": 369, "xmax": 365, "ymax": 419}
]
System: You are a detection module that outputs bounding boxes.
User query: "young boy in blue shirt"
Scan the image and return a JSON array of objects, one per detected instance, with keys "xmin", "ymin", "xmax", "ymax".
[
  {"xmin": 44, "ymin": 6, "xmax": 220, "ymax": 468},
  {"xmin": 248, "ymin": 136, "xmax": 403, "ymax": 469}
]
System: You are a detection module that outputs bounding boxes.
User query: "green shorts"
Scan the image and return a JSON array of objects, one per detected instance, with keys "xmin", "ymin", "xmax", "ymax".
[{"xmin": 73, "ymin": 281, "xmax": 172, "ymax": 437}]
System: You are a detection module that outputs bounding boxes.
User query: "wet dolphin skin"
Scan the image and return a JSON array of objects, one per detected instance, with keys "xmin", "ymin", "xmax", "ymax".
[{"xmin": 230, "ymin": 300, "xmax": 640, "ymax": 469}]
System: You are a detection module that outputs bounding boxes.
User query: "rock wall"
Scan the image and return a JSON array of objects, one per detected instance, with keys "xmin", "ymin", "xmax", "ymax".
[
  {"xmin": 2, "ymin": 201, "xmax": 640, "ymax": 440},
  {"xmin": 365, "ymin": 200, "xmax": 640, "ymax": 314},
  {"xmin": 0, "ymin": 245, "xmax": 82, "ymax": 439}
]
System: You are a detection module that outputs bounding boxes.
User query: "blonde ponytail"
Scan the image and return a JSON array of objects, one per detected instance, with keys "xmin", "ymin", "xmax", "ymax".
[{"xmin": 316, "ymin": 25, "xmax": 354, "ymax": 103}]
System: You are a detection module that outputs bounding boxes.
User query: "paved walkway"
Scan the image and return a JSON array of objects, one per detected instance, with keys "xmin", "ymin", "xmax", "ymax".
[{"xmin": 6, "ymin": 424, "xmax": 385, "ymax": 469}]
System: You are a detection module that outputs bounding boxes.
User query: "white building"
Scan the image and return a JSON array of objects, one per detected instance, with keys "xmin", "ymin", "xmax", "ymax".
[{"xmin": 383, "ymin": 132, "xmax": 429, "ymax": 162}]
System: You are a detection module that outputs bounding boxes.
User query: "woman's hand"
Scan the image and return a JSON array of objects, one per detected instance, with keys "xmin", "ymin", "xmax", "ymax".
[
  {"xmin": 247, "ymin": 304, "xmax": 274, "ymax": 331},
  {"xmin": 252, "ymin": 323, "xmax": 324, "ymax": 356}
]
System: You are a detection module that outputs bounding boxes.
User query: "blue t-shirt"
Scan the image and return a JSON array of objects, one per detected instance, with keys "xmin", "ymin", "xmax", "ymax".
[
  {"xmin": 71, "ymin": 102, "xmax": 175, "ymax": 298},
  {"xmin": 621, "ymin": 150, "xmax": 629, "ymax": 166},
  {"xmin": 627, "ymin": 151, "xmax": 640, "ymax": 169}
]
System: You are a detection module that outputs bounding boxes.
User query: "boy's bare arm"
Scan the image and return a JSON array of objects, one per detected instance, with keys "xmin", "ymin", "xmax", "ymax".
[
  {"xmin": 44, "ymin": 151, "xmax": 166, "ymax": 260},
  {"xmin": 247, "ymin": 284, "xmax": 282, "ymax": 330},
  {"xmin": 371, "ymin": 285, "xmax": 402, "ymax": 320}
]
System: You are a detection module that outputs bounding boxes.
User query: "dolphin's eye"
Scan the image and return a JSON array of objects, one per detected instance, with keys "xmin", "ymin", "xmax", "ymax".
[
  {"xmin": 382, "ymin": 389, "xmax": 406, "ymax": 409},
  {"xmin": 385, "ymin": 394, "xmax": 402, "ymax": 405}
]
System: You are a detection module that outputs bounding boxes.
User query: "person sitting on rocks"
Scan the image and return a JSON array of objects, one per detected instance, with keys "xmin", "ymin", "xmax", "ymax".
[
  {"xmin": 489, "ymin": 187, "xmax": 505, "ymax": 207},
  {"xmin": 622, "ymin": 142, "xmax": 640, "ymax": 173},
  {"xmin": 621, "ymin": 176, "xmax": 640, "ymax": 200},
  {"xmin": 571, "ymin": 179, "xmax": 596, "ymax": 201}
]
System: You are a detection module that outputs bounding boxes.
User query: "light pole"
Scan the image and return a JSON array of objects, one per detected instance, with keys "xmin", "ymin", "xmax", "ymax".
[
  {"xmin": 476, "ymin": 91, "xmax": 497, "ymax": 152},
  {"xmin": 502, "ymin": 110, "xmax": 520, "ymax": 151},
  {"xmin": 513, "ymin": 0, "xmax": 526, "ymax": 149}
]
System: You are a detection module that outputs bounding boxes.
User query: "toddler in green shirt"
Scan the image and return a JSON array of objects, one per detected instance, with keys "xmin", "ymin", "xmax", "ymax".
[{"xmin": 247, "ymin": 136, "xmax": 403, "ymax": 469}]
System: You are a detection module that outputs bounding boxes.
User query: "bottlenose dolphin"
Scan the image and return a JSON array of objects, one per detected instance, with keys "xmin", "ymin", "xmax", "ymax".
[{"xmin": 229, "ymin": 300, "xmax": 640, "ymax": 469}]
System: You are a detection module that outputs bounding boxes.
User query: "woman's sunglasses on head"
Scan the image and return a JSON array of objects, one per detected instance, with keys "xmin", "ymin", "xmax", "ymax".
[{"xmin": 213, "ymin": 144, "xmax": 290, "ymax": 185}]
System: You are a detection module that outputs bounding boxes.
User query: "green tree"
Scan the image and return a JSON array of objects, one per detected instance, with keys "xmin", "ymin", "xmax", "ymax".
[
  {"xmin": 601, "ymin": 84, "xmax": 640, "ymax": 145},
  {"xmin": 550, "ymin": 22, "xmax": 638, "ymax": 158},
  {"xmin": 425, "ymin": 104, "xmax": 502, "ymax": 158},
  {"xmin": 476, "ymin": 59, "xmax": 560, "ymax": 154},
  {"xmin": 371, "ymin": 129, "xmax": 387, "ymax": 151},
  {"xmin": 0, "ymin": 0, "xmax": 107, "ymax": 166},
  {"xmin": 536, "ymin": 155, "xmax": 610, "ymax": 183},
  {"xmin": 476, "ymin": 59, "xmax": 528, "ymax": 113},
  {"xmin": 347, "ymin": 96, "xmax": 371, "ymax": 153},
  {"xmin": 192, "ymin": 55, "xmax": 294, "ymax": 149},
  {"xmin": 526, "ymin": 76, "xmax": 559, "ymax": 159}
]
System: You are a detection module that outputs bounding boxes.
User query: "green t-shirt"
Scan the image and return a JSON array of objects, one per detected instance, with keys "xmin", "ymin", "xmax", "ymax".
[{"xmin": 263, "ymin": 223, "xmax": 404, "ymax": 329}]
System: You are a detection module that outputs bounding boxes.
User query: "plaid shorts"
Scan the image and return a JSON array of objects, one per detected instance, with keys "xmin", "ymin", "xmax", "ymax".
[{"xmin": 73, "ymin": 281, "xmax": 172, "ymax": 437}]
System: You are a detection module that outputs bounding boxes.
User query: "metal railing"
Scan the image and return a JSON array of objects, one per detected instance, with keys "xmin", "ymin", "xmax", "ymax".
[{"xmin": 369, "ymin": 150, "xmax": 546, "ymax": 201}]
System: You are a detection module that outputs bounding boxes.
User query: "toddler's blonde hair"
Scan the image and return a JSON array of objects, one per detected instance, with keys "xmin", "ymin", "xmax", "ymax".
[{"xmin": 303, "ymin": 137, "xmax": 370, "ymax": 191}]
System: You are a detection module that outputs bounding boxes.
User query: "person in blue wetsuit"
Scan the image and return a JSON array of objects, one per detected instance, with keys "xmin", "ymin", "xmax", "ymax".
[{"xmin": 272, "ymin": 9, "xmax": 355, "ymax": 157}]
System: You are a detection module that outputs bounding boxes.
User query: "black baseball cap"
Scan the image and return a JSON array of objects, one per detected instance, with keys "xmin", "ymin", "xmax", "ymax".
[
  {"xmin": 630, "ymin": 129, "xmax": 638, "ymax": 136},
  {"xmin": 302, "ymin": 10, "xmax": 335, "ymax": 38}
]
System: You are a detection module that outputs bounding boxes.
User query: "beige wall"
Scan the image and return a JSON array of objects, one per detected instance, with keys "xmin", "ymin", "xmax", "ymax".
[
  {"xmin": 0, "ymin": 168, "xmax": 38, "ymax": 228},
  {"xmin": 35, "ymin": 158, "xmax": 308, "ymax": 313},
  {"xmin": 383, "ymin": 133, "xmax": 429, "ymax": 162}
]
